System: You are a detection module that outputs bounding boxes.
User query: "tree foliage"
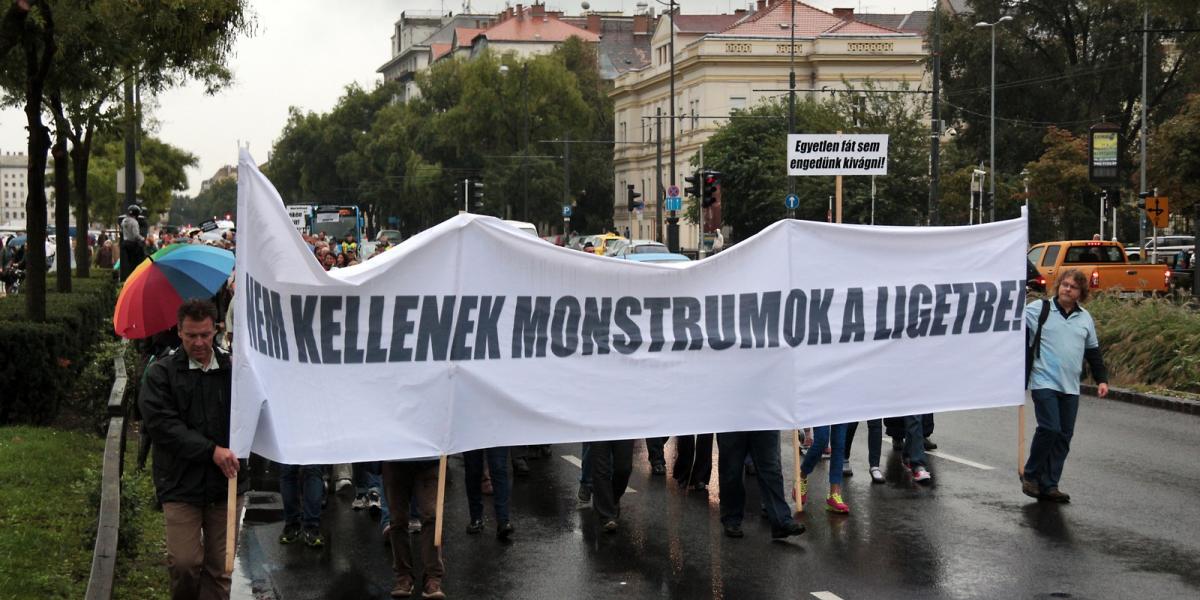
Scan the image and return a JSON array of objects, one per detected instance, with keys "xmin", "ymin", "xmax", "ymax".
[
  {"xmin": 87, "ymin": 134, "xmax": 196, "ymax": 226},
  {"xmin": 1148, "ymin": 92, "xmax": 1200, "ymax": 224},
  {"xmin": 939, "ymin": 0, "xmax": 1200, "ymax": 184},
  {"xmin": 702, "ymin": 86, "xmax": 931, "ymax": 242},
  {"xmin": 264, "ymin": 41, "xmax": 613, "ymax": 239}
]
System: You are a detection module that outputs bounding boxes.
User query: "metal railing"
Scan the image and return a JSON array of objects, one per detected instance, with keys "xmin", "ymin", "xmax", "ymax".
[{"xmin": 84, "ymin": 347, "xmax": 129, "ymax": 600}]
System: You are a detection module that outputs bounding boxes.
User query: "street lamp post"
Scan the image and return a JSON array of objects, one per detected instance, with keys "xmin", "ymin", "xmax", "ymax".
[
  {"xmin": 499, "ymin": 63, "xmax": 530, "ymax": 221},
  {"xmin": 976, "ymin": 15, "xmax": 1011, "ymax": 223}
]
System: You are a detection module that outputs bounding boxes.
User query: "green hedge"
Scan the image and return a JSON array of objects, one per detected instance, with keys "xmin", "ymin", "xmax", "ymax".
[
  {"xmin": 1087, "ymin": 295, "xmax": 1200, "ymax": 394},
  {"xmin": 0, "ymin": 274, "xmax": 118, "ymax": 424}
]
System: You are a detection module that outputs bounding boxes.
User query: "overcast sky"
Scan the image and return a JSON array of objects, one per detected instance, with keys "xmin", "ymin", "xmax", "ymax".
[{"xmin": 0, "ymin": 0, "xmax": 933, "ymax": 197}]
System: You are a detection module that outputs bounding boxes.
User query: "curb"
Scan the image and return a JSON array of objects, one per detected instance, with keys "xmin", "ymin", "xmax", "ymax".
[{"xmin": 1081, "ymin": 384, "xmax": 1200, "ymax": 415}]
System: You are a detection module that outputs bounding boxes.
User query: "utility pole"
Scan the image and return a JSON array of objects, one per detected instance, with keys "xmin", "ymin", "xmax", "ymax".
[
  {"xmin": 656, "ymin": 107, "xmax": 664, "ymax": 243},
  {"xmin": 562, "ymin": 132, "xmax": 570, "ymax": 235},
  {"xmin": 788, "ymin": 0, "xmax": 796, "ymax": 201},
  {"xmin": 929, "ymin": 1, "xmax": 941, "ymax": 225},
  {"xmin": 1139, "ymin": 7, "xmax": 1149, "ymax": 261},
  {"xmin": 666, "ymin": 1, "xmax": 679, "ymax": 252}
]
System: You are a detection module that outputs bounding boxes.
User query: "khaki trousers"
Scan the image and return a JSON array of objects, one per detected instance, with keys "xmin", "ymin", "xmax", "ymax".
[{"xmin": 163, "ymin": 497, "xmax": 245, "ymax": 600}]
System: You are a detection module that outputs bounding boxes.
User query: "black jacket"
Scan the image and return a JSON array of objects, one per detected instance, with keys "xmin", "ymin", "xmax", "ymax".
[{"xmin": 139, "ymin": 345, "xmax": 248, "ymax": 505}]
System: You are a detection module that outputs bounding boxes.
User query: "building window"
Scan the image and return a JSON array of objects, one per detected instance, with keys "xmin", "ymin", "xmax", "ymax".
[
  {"xmin": 729, "ymin": 97, "xmax": 746, "ymax": 113},
  {"xmin": 619, "ymin": 121, "xmax": 627, "ymax": 144}
]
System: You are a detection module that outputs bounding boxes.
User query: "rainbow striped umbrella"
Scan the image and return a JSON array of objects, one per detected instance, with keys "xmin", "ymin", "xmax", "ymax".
[{"xmin": 113, "ymin": 244, "xmax": 234, "ymax": 339}]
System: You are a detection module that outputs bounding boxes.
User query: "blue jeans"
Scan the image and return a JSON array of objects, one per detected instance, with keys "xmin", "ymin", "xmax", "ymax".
[
  {"xmin": 465, "ymin": 447, "xmax": 511, "ymax": 522},
  {"xmin": 800, "ymin": 424, "xmax": 848, "ymax": 485},
  {"xmin": 1024, "ymin": 389, "xmax": 1079, "ymax": 492},
  {"xmin": 579, "ymin": 442, "xmax": 592, "ymax": 487},
  {"xmin": 279, "ymin": 464, "xmax": 324, "ymax": 529},
  {"xmin": 716, "ymin": 431, "xmax": 796, "ymax": 528},
  {"xmin": 903, "ymin": 415, "xmax": 928, "ymax": 467},
  {"xmin": 845, "ymin": 419, "xmax": 882, "ymax": 467}
]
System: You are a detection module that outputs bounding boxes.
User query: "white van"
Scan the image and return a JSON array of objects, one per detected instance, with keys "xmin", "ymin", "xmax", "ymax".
[{"xmin": 502, "ymin": 220, "xmax": 539, "ymax": 239}]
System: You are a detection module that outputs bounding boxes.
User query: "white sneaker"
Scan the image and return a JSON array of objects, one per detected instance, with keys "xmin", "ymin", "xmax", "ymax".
[
  {"xmin": 869, "ymin": 467, "xmax": 885, "ymax": 484},
  {"xmin": 912, "ymin": 466, "xmax": 932, "ymax": 483},
  {"xmin": 351, "ymin": 494, "xmax": 368, "ymax": 510},
  {"xmin": 841, "ymin": 461, "xmax": 854, "ymax": 476},
  {"xmin": 407, "ymin": 518, "xmax": 422, "ymax": 533}
]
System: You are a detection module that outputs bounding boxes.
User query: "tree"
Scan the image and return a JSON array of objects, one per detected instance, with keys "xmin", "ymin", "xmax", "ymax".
[
  {"xmin": 87, "ymin": 134, "xmax": 196, "ymax": 227},
  {"xmin": 170, "ymin": 177, "xmax": 236, "ymax": 227},
  {"xmin": 939, "ymin": 0, "xmax": 1200, "ymax": 186},
  {"xmin": 1148, "ymin": 92, "xmax": 1200, "ymax": 227},
  {"xmin": 1024, "ymin": 127, "xmax": 1103, "ymax": 240}
]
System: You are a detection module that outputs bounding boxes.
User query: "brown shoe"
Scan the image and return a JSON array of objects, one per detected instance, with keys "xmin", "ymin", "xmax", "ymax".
[
  {"xmin": 421, "ymin": 578, "xmax": 446, "ymax": 599},
  {"xmin": 1020, "ymin": 476, "xmax": 1042, "ymax": 499},
  {"xmin": 1044, "ymin": 488, "xmax": 1071, "ymax": 503},
  {"xmin": 390, "ymin": 576, "xmax": 414, "ymax": 598}
]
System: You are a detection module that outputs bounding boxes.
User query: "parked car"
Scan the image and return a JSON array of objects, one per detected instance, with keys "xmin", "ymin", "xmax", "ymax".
[
  {"xmin": 1026, "ymin": 257, "xmax": 1045, "ymax": 293},
  {"xmin": 623, "ymin": 252, "xmax": 691, "ymax": 267},
  {"xmin": 1124, "ymin": 235, "xmax": 1194, "ymax": 262},
  {"xmin": 502, "ymin": 220, "xmax": 540, "ymax": 239},
  {"xmin": 1028, "ymin": 239, "xmax": 1170, "ymax": 294},
  {"xmin": 613, "ymin": 240, "xmax": 668, "ymax": 259}
]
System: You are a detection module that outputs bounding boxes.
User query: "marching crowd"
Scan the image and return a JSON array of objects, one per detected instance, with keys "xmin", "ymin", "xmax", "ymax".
[{"xmin": 134, "ymin": 228, "xmax": 1108, "ymax": 600}]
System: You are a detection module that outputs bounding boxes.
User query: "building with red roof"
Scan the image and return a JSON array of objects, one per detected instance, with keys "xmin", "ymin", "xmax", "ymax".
[{"xmin": 610, "ymin": 1, "xmax": 926, "ymax": 246}]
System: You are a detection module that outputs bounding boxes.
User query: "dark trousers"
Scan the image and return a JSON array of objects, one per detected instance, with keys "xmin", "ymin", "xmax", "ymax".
[
  {"xmin": 278, "ymin": 464, "xmax": 323, "ymax": 529},
  {"xmin": 886, "ymin": 413, "xmax": 934, "ymax": 440},
  {"xmin": 588, "ymin": 440, "xmax": 633, "ymax": 521},
  {"xmin": 1024, "ymin": 389, "xmax": 1079, "ymax": 492},
  {"xmin": 903, "ymin": 416, "xmax": 928, "ymax": 467},
  {"xmin": 716, "ymin": 431, "xmax": 795, "ymax": 528},
  {"xmin": 120, "ymin": 240, "xmax": 144, "ymax": 280},
  {"xmin": 382, "ymin": 460, "xmax": 444, "ymax": 584},
  {"xmin": 672, "ymin": 434, "xmax": 713, "ymax": 486},
  {"xmin": 646, "ymin": 437, "xmax": 668, "ymax": 467},
  {"xmin": 845, "ymin": 419, "xmax": 883, "ymax": 467},
  {"xmin": 464, "ymin": 447, "xmax": 511, "ymax": 522}
]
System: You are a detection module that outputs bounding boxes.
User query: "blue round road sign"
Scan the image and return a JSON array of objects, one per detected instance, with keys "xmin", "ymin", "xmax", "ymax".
[{"xmin": 784, "ymin": 194, "xmax": 800, "ymax": 210}]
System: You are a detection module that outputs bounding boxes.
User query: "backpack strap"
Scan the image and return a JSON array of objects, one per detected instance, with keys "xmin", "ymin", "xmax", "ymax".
[{"xmin": 1031, "ymin": 299, "xmax": 1051, "ymax": 359}]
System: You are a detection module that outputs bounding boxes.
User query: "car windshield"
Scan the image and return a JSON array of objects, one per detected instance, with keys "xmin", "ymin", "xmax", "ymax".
[
  {"xmin": 311, "ymin": 212, "xmax": 357, "ymax": 240},
  {"xmin": 631, "ymin": 243, "xmax": 668, "ymax": 254}
]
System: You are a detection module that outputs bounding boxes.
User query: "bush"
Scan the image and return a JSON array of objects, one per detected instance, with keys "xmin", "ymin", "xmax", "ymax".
[
  {"xmin": 0, "ymin": 274, "xmax": 118, "ymax": 424},
  {"xmin": 1086, "ymin": 295, "xmax": 1200, "ymax": 394}
]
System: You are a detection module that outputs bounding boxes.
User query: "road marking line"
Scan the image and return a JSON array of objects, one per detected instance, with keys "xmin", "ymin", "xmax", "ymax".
[
  {"xmin": 925, "ymin": 450, "xmax": 994, "ymax": 471},
  {"xmin": 811, "ymin": 592, "xmax": 845, "ymax": 600},
  {"xmin": 562, "ymin": 454, "xmax": 636, "ymax": 493}
]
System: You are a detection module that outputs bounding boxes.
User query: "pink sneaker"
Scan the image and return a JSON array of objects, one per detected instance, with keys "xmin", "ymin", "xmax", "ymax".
[{"xmin": 825, "ymin": 493, "xmax": 850, "ymax": 514}]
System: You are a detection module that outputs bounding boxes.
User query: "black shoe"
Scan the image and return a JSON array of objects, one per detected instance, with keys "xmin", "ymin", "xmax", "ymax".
[
  {"xmin": 302, "ymin": 528, "xmax": 325, "ymax": 548},
  {"xmin": 602, "ymin": 520, "xmax": 618, "ymax": 533},
  {"xmin": 745, "ymin": 462, "xmax": 757, "ymax": 476},
  {"xmin": 651, "ymin": 463, "xmax": 666, "ymax": 476},
  {"xmin": 1044, "ymin": 488, "xmax": 1071, "ymax": 503},
  {"xmin": 923, "ymin": 437, "xmax": 938, "ymax": 451},
  {"xmin": 891, "ymin": 436, "xmax": 903, "ymax": 451},
  {"xmin": 513, "ymin": 457, "xmax": 531, "ymax": 476},
  {"xmin": 723, "ymin": 523, "xmax": 744, "ymax": 538},
  {"xmin": 690, "ymin": 482, "xmax": 708, "ymax": 491},
  {"xmin": 770, "ymin": 522, "xmax": 806, "ymax": 539},
  {"xmin": 497, "ymin": 521, "xmax": 514, "ymax": 540},
  {"xmin": 278, "ymin": 522, "xmax": 302, "ymax": 545},
  {"xmin": 466, "ymin": 519, "xmax": 483, "ymax": 534}
]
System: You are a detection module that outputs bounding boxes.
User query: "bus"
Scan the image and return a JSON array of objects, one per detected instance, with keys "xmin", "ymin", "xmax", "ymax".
[{"xmin": 310, "ymin": 205, "xmax": 364, "ymax": 244}]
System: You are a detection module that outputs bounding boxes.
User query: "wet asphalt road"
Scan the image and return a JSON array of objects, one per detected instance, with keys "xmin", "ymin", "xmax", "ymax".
[{"xmin": 233, "ymin": 395, "xmax": 1200, "ymax": 599}]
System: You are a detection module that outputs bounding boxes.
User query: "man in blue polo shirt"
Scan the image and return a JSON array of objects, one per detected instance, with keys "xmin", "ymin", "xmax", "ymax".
[{"xmin": 1023, "ymin": 268, "xmax": 1108, "ymax": 503}]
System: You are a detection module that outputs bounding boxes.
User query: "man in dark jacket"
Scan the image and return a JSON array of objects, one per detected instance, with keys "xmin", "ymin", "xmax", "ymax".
[{"xmin": 140, "ymin": 299, "xmax": 247, "ymax": 600}]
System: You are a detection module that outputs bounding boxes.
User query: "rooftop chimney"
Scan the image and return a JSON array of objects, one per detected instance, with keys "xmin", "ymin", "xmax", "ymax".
[
  {"xmin": 756, "ymin": 0, "xmax": 766, "ymax": 12},
  {"xmin": 587, "ymin": 13, "xmax": 601, "ymax": 31},
  {"xmin": 832, "ymin": 8, "xmax": 854, "ymax": 19},
  {"xmin": 531, "ymin": 4, "xmax": 544, "ymax": 18},
  {"xmin": 633, "ymin": 13, "xmax": 648, "ymax": 34},
  {"xmin": 516, "ymin": 4, "xmax": 524, "ymax": 19}
]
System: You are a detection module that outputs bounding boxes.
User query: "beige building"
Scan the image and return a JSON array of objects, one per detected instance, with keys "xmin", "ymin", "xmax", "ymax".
[
  {"xmin": 1, "ymin": 151, "xmax": 65, "ymax": 232},
  {"xmin": 610, "ymin": 1, "xmax": 926, "ymax": 248}
]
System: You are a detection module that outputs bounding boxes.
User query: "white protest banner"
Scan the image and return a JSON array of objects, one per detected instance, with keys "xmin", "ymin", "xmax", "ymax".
[
  {"xmin": 232, "ymin": 149, "xmax": 1026, "ymax": 465},
  {"xmin": 788, "ymin": 133, "xmax": 889, "ymax": 176}
]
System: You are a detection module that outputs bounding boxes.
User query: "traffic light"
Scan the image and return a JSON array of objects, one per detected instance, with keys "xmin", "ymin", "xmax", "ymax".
[
  {"xmin": 702, "ymin": 171, "xmax": 721, "ymax": 208},
  {"xmin": 684, "ymin": 170, "xmax": 702, "ymax": 198},
  {"xmin": 626, "ymin": 184, "xmax": 643, "ymax": 212},
  {"xmin": 471, "ymin": 180, "xmax": 484, "ymax": 209}
]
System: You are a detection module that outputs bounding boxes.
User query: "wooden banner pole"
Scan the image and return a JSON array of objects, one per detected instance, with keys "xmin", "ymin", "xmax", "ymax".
[
  {"xmin": 224, "ymin": 477, "xmax": 237, "ymax": 574},
  {"xmin": 1018, "ymin": 404, "xmax": 1027, "ymax": 477},
  {"xmin": 433, "ymin": 455, "xmax": 448, "ymax": 550},
  {"xmin": 792, "ymin": 430, "xmax": 803, "ymax": 510}
]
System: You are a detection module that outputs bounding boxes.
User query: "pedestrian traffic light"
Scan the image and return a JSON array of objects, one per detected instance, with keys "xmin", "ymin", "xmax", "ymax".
[
  {"xmin": 471, "ymin": 180, "xmax": 485, "ymax": 209},
  {"xmin": 702, "ymin": 171, "xmax": 721, "ymax": 208},
  {"xmin": 684, "ymin": 170, "xmax": 702, "ymax": 198},
  {"xmin": 626, "ymin": 184, "xmax": 643, "ymax": 212}
]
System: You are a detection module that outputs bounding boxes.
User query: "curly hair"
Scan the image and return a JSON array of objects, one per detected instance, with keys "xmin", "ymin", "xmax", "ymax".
[
  {"xmin": 177, "ymin": 298, "xmax": 219, "ymax": 325},
  {"xmin": 1054, "ymin": 268, "xmax": 1090, "ymax": 302}
]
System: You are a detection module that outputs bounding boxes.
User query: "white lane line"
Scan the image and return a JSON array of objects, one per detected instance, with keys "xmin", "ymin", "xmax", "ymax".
[
  {"xmin": 925, "ymin": 450, "xmax": 994, "ymax": 471},
  {"xmin": 561, "ymin": 454, "xmax": 636, "ymax": 493},
  {"xmin": 811, "ymin": 592, "xmax": 846, "ymax": 600}
]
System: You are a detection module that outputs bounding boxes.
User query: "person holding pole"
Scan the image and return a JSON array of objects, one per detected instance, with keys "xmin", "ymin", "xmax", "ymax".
[
  {"xmin": 139, "ymin": 299, "xmax": 247, "ymax": 600},
  {"xmin": 1022, "ymin": 268, "xmax": 1108, "ymax": 503},
  {"xmin": 381, "ymin": 458, "xmax": 446, "ymax": 598}
]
